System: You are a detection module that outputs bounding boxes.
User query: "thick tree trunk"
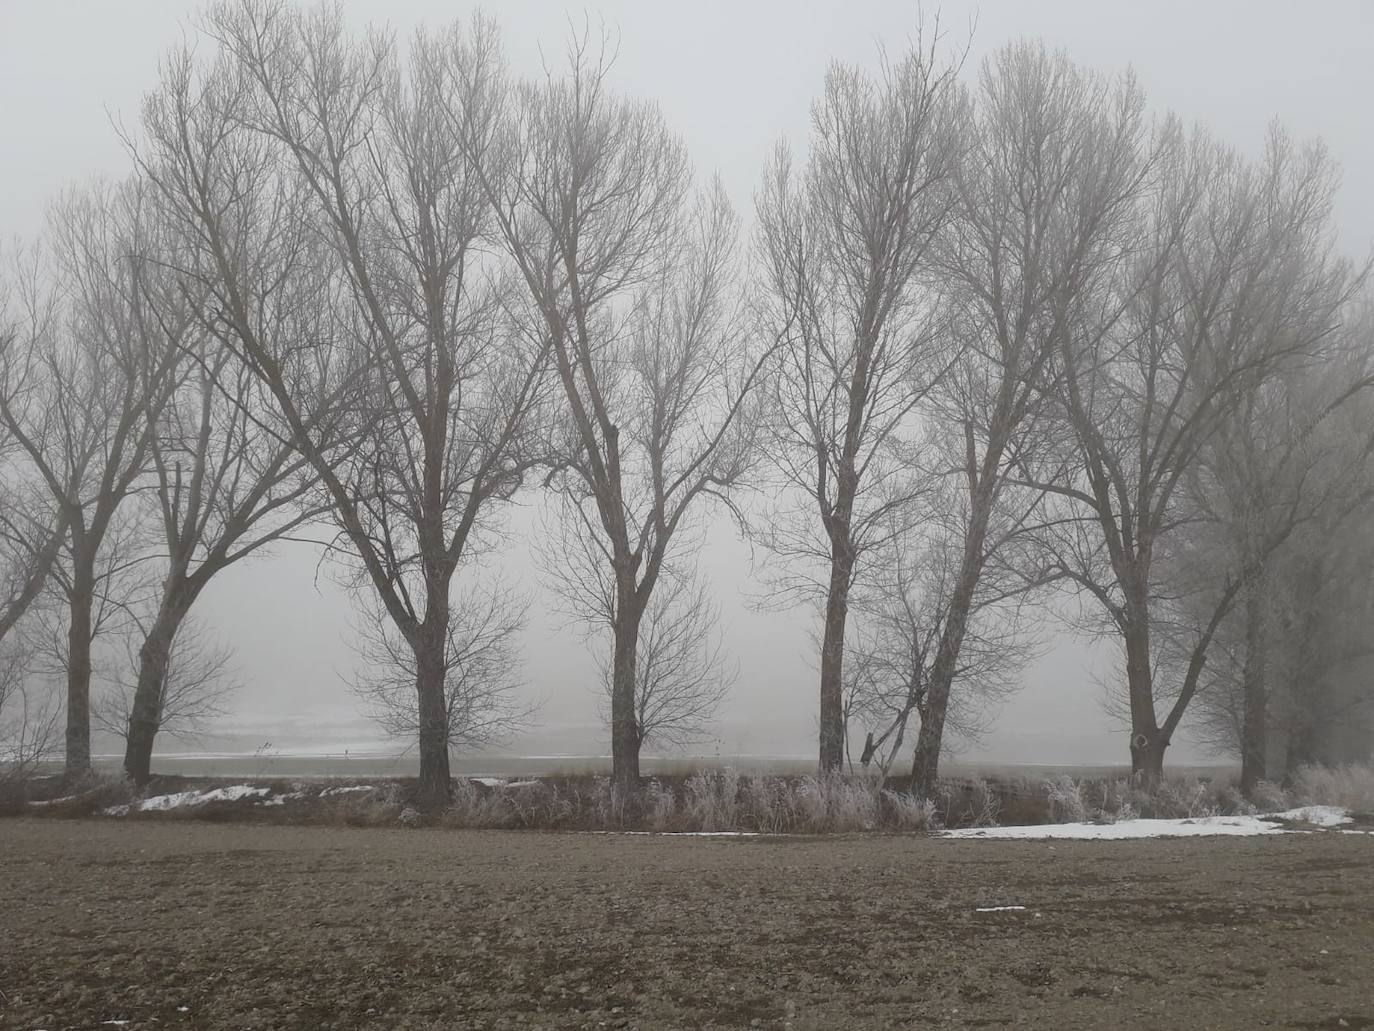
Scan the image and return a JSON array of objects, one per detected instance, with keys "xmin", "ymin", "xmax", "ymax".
[
  {"xmin": 818, "ymin": 535, "xmax": 853, "ymax": 772},
  {"xmin": 1239, "ymin": 585, "xmax": 1268, "ymax": 798},
  {"xmin": 413, "ymin": 629, "xmax": 452, "ymax": 811},
  {"xmin": 123, "ymin": 602, "xmax": 186, "ymax": 787},
  {"xmin": 1123, "ymin": 603, "xmax": 1166, "ymax": 785},
  {"xmin": 63, "ymin": 563, "xmax": 96, "ymax": 781},
  {"xmin": 610, "ymin": 608, "xmax": 643, "ymax": 794}
]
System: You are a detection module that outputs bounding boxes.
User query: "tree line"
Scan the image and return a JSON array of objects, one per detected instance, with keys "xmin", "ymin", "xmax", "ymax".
[{"xmin": 2, "ymin": 1, "xmax": 1371, "ymax": 809}]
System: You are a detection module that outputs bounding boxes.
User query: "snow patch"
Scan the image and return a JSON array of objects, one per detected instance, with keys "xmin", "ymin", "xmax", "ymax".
[
  {"xmin": 25, "ymin": 795, "xmax": 81, "ymax": 807},
  {"xmin": 471, "ymin": 777, "xmax": 506, "ymax": 787},
  {"xmin": 105, "ymin": 784, "xmax": 272, "ymax": 815},
  {"xmin": 975, "ymin": 905, "xmax": 1027, "ymax": 912},
  {"xmin": 941, "ymin": 808, "xmax": 1354, "ymax": 841},
  {"xmin": 1268, "ymin": 805, "xmax": 1351, "ymax": 828},
  {"xmin": 318, "ymin": 785, "xmax": 375, "ymax": 797}
]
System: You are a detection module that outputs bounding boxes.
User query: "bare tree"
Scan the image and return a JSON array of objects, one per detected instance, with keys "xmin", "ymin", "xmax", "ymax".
[
  {"xmin": 603, "ymin": 570, "xmax": 735, "ymax": 752},
  {"xmin": 94, "ymin": 616, "xmax": 239, "ymax": 746},
  {"xmin": 1033, "ymin": 123, "xmax": 1356, "ymax": 780},
  {"xmin": 350, "ymin": 584, "xmax": 529, "ymax": 754},
  {"xmin": 117, "ymin": 65, "xmax": 330, "ymax": 781},
  {"xmin": 844, "ymin": 503, "xmax": 1031, "ymax": 786},
  {"xmin": 0, "ymin": 638, "xmax": 61, "ymax": 783},
  {"xmin": 144, "ymin": 3, "xmax": 548, "ymax": 807},
  {"xmin": 0, "ymin": 184, "xmax": 182, "ymax": 778},
  {"xmin": 901, "ymin": 41, "xmax": 1150, "ymax": 795},
  {"xmin": 754, "ymin": 41, "xmax": 965, "ymax": 771},
  {"xmin": 481, "ymin": 36, "xmax": 768, "ymax": 790},
  {"xmin": 1177, "ymin": 302, "xmax": 1374, "ymax": 792}
]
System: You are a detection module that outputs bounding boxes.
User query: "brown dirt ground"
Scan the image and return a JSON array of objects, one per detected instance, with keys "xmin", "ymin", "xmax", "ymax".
[{"xmin": 1, "ymin": 819, "xmax": 1371, "ymax": 1030}]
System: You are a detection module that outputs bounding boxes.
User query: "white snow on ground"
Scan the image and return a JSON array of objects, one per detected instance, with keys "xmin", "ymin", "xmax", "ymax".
[
  {"xmin": 25, "ymin": 795, "xmax": 80, "ymax": 807},
  {"xmin": 318, "ymin": 785, "xmax": 375, "ymax": 797},
  {"xmin": 975, "ymin": 906, "xmax": 1027, "ymax": 912},
  {"xmin": 471, "ymin": 777, "xmax": 506, "ymax": 787},
  {"xmin": 942, "ymin": 807, "xmax": 1353, "ymax": 840},
  {"xmin": 595, "ymin": 830, "xmax": 765, "ymax": 837},
  {"xmin": 1272, "ymin": 805, "xmax": 1351, "ymax": 828},
  {"xmin": 103, "ymin": 784, "xmax": 272, "ymax": 815}
]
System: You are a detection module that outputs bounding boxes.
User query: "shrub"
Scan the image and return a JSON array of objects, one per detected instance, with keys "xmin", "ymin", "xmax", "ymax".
[
  {"xmin": 740, "ymin": 774, "xmax": 795, "ymax": 833},
  {"xmin": 1045, "ymin": 776, "xmax": 1087, "ymax": 823},
  {"xmin": 880, "ymin": 790, "xmax": 936, "ymax": 831},
  {"xmin": 640, "ymin": 779, "xmax": 678, "ymax": 832},
  {"xmin": 937, "ymin": 778, "xmax": 999, "ymax": 828},
  {"xmin": 1292, "ymin": 763, "xmax": 1374, "ymax": 813},
  {"xmin": 1247, "ymin": 779, "xmax": 1290, "ymax": 813}
]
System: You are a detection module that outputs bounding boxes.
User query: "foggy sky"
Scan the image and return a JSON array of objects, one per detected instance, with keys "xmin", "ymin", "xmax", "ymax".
[{"xmin": 3, "ymin": 0, "xmax": 1372, "ymax": 764}]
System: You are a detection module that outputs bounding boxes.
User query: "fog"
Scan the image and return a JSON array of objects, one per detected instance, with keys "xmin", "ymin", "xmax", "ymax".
[{"xmin": 3, "ymin": 0, "xmax": 1371, "ymax": 765}]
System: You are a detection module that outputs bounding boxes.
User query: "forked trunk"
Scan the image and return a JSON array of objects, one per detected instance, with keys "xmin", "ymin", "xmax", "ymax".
[
  {"xmin": 414, "ymin": 632, "xmax": 452, "ymax": 811},
  {"xmin": 610, "ymin": 609, "xmax": 643, "ymax": 794},
  {"xmin": 123, "ymin": 602, "xmax": 187, "ymax": 787},
  {"xmin": 818, "ymin": 536, "xmax": 852, "ymax": 772}
]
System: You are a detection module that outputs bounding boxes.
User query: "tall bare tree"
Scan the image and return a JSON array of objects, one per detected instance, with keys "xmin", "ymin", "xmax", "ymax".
[
  {"xmin": 902, "ymin": 42, "xmax": 1150, "ymax": 794},
  {"xmin": 1035, "ymin": 123, "xmax": 1355, "ymax": 780},
  {"xmin": 754, "ymin": 42, "xmax": 965, "ymax": 771},
  {"xmin": 480, "ymin": 37, "xmax": 767, "ymax": 790},
  {"xmin": 0, "ymin": 185, "xmax": 182, "ymax": 778},
  {"xmin": 143, "ymin": 3, "xmax": 548, "ymax": 807}
]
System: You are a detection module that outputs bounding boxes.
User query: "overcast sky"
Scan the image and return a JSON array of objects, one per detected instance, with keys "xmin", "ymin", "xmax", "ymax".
[{"xmin": 3, "ymin": 0, "xmax": 1372, "ymax": 764}]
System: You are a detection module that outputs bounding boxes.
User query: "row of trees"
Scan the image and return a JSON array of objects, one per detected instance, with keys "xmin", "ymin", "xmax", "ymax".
[{"xmin": 2, "ymin": 2, "xmax": 1371, "ymax": 806}]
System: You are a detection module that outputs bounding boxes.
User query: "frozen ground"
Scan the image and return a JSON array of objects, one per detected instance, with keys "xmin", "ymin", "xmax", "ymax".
[{"xmin": 3, "ymin": 818, "xmax": 1372, "ymax": 1029}]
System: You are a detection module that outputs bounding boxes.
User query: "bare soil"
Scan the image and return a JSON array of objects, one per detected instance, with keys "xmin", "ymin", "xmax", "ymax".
[{"xmin": 1, "ymin": 818, "xmax": 1371, "ymax": 1030}]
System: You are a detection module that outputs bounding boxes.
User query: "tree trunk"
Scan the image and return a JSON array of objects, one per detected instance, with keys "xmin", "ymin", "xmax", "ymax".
[
  {"xmin": 818, "ymin": 535, "xmax": 852, "ymax": 772},
  {"xmin": 910, "ymin": 500, "xmax": 993, "ymax": 798},
  {"xmin": 63, "ymin": 558, "xmax": 97, "ymax": 781},
  {"xmin": 1122, "ymin": 589, "xmax": 1166, "ymax": 785},
  {"xmin": 1239, "ymin": 584, "xmax": 1268, "ymax": 798},
  {"xmin": 909, "ymin": 714, "xmax": 944, "ymax": 800},
  {"xmin": 123, "ymin": 603, "xmax": 186, "ymax": 787},
  {"xmin": 610, "ymin": 607, "xmax": 643, "ymax": 794},
  {"xmin": 413, "ymin": 629, "xmax": 452, "ymax": 810}
]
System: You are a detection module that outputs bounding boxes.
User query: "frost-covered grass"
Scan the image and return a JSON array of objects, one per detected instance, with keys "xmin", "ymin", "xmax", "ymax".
[
  {"xmin": 11, "ymin": 761, "xmax": 1372, "ymax": 835},
  {"xmin": 440, "ymin": 770, "xmax": 935, "ymax": 834},
  {"xmin": 1291, "ymin": 764, "xmax": 1374, "ymax": 813}
]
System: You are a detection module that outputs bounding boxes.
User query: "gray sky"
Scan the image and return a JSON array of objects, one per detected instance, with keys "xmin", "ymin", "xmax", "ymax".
[{"xmin": 3, "ymin": 0, "xmax": 1372, "ymax": 763}]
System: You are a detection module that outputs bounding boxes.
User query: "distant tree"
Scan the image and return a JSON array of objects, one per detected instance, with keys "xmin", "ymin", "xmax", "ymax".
[
  {"xmin": 843, "ymin": 505, "xmax": 1032, "ymax": 785},
  {"xmin": 0, "ymin": 638, "xmax": 60, "ymax": 782},
  {"xmin": 1176, "ymin": 304, "xmax": 1374, "ymax": 789},
  {"xmin": 94, "ymin": 616, "xmax": 239, "ymax": 747},
  {"xmin": 350, "ymin": 585, "xmax": 529, "ymax": 755},
  {"xmin": 605, "ymin": 571, "xmax": 735, "ymax": 752},
  {"xmin": 754, "ymin": 40, "xmax": 965, "ymax": 771}
]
